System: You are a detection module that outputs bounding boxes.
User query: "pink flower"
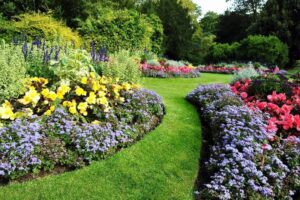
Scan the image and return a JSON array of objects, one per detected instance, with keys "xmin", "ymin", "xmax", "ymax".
[
  {"xmin": 262, "ymin": 144, "xmax": 272, "ymax": 151},
  {"xmin": 279, "ymin": 114, "xmax": 294, "ymax": 130},
  {"xmin": 294, "ymin": 115, "xmax": 300, "ymax": 131},
  {"xmin": 267, "ymin": 117, "xmax": 278, "ymax": 133},
  {"xmin": 240, "ymin": 92, "xmax": 248, "ymax": 99}
]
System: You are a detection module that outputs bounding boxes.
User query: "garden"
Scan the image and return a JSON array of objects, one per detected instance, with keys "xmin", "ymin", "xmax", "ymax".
[{"xmin": 0, "ymin": 0, "xmax": 299, "ymax": 200}]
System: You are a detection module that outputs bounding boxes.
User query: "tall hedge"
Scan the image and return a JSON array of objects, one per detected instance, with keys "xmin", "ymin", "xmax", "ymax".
[{"xmin": 79, "ymin": 8, "xmax": 164, "ymax": 53}]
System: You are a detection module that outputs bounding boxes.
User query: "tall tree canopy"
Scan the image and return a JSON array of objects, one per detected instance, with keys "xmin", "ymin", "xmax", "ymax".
[{"xmin": 227, "ymin": 0, "xmax": 266, "ymax": 19}]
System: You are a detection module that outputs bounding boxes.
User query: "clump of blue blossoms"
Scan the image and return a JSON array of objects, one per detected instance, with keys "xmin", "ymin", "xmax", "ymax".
[{"xmin": 187, "ymin": 84, "xmax": 299, "ymax": 199}]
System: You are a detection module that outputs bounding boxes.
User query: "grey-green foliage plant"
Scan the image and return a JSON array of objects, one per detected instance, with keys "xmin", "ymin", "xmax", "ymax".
[
  {"xmin": 50, "ymin": 49, "xmax": 95, "ymax": 82},
  {"xmin": 0, "ymin": 40, "xmax": 27, "ymax": 101},
  {"xmin": 101, "ymin": 50, "xmax": 141, "ymax": 83},
  {"xmin": 231, "ymin": 67, "xmax": 259, "ymax": 83}
]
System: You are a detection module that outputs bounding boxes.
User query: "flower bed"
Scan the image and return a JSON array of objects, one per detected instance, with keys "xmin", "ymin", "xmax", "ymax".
[
  {"xmin": 197, "ymin": 65, "xmax": 240, "ymax": 74},
  {"xmin": 0, "ymin": 74, "xmax": 165, "ymax": 183},
  {"xmin": 187, "ymin": 83, "xmax": 299, "ymax": 199},
  {"xmin": 140, "ymin": 63, "xmax": 201, "ymax": 78}
]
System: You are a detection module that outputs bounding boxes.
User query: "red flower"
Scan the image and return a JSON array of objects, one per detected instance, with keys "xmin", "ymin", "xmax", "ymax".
[
  {"xmin": 256, "ymin": 101, "xmax": 267, "ymax": 110},
  {"xmin": 267, "ymin": 103, "xmax": 280, "ymax": 114}
]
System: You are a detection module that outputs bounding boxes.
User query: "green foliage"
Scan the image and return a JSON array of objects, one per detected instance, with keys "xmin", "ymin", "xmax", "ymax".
[
  {"xmin": 157, "ymin": 0, "xmax": 199, "ymax": 61},
  {"xmin": 99, "ymin": 50, "xmax": 141, "ymax": 83},
  {"xmin": 79, "ymin": 8, "xmax": 163, "ymax": 53},
  {"xmin": 50, "ymin": 49, "xmax": 95, "ymax": 82},
  {"xmin": 206, "ymin": 42, "xmax": 240, "ymax": 63},
  {"xmin": 1, "ymin": 13, "xmax": 82, "ymax": 47},
  {"xmin": 231, "ymin": 67, "xmax": 259, "ymax": 83},
  {"xmin": 0, "ymin": 41, "xmax": 27, "ymax": 100},
  {"xmin": 201, "ymin": 11, "xmax": 219, "ymax": 35},
  {"xmin": 247, "ymin": 74, "xmax": 294, "ymax": 98},
  {"xmin": 238, "ymin": 35, "xmax": 289, "ymax": 66},
  {"xmin": 188, "ymin": 26, "xmax": 215, "ymax": 64},
  {"xmin": 252, "ymin": 0, "xmax": 300, "ymax": 63}
]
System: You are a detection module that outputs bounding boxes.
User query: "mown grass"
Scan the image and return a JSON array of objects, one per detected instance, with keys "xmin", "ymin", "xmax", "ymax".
[{"xmin": 0, "ymin": 73, "xmax": 231, "ymax": 200}]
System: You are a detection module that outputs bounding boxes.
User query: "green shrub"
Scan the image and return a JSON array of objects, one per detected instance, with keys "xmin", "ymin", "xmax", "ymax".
[
  {"xmin": 247, "ymin": 74, "xmax": 294, "ymax": 98},
  {"xmin": 206, "ymin": 42, "xmax": 240, "ymax": 63},
  {"xmin": 231, "ymin": 67, "xmax": 259, "ymax": 83},
  {"xmin": 79, "ymin": 8, "xmax": 164, "ymax": 53},
  {"xmin": 1, "ymin": 13, "xmax": 82, "ymax": 47},
  {"xmin": 99, "ymin": 50, "xmax": 141, "ymax": 83},
  {"xmin": 238, "ymin": 35, "xmax": 289, "ymax": 66},
  {"xmin": 0, "ymin": 41, "xmax": 27, "ymax": 101}
]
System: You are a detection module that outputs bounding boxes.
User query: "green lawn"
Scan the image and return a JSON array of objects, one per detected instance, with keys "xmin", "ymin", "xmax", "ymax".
[{"xmin": 0, "ymin": 73, "xmax": 231, "ymax": 200}]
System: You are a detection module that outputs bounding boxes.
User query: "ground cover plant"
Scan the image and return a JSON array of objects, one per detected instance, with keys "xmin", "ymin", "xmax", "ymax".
[
  {"xmin": 188, "ymin": 73, "xmax": 299, "ymax": 199},
  {"xmin": 140, "ymin": 59, "xmax": 201, "ymax": 78}
]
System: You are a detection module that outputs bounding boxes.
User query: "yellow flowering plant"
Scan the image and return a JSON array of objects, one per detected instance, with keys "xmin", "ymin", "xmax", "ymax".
[{"xmin": 0, "ymin": 74, "xmax": 140, "ymax": 123}]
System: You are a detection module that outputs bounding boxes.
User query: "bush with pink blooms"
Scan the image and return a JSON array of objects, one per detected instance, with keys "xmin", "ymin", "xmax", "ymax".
[{"xmin": 140, "ymin": 62, "xmax": 201, "ymax": 78}]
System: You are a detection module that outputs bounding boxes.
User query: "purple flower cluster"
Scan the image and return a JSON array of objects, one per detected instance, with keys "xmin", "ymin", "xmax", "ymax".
[
  {"xmin": 0, "ymin": 89, "xmax": 164, "ymax": 181},
  {"xmin": 0, "ymin": 116, "xmax": 43, "ymax": 179},
  {"xmin": 187, "ymin": 84, "xmax": 299, "ymax": 199}
]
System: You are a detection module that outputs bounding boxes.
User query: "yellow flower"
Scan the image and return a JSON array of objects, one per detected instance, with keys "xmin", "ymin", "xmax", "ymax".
[
  {"xmin": 77, "ymin": 102, "xmax": 88, "ymax": 116},
  {"xmin": 92, "ymin": 120, "xmax": 100, "ymax": 125},
  {"xmin": 97, "ymin": 97, "xmax": 108, "ymax": 105},
  {"xmin": 92, "ymin": 81, "xmax": 100, "ymax": 92},
  {"xmin": 69, "ymin": 106, "xmax": 77, "ymax": 114},
  {"xmin": 57, "ymin": 84, "xmax": 71, "ymax": 99},
  {"xmin": 0, "ymin": 101, "xmax": 15, "ymax": 120},
  {"xmin": 44, "ymin": 106, "xmax": 55, "ymax": 116},
  {"xmin": 81, "ymin": 77, "xmax": 88, "ymax": 84},
  {"xmin": 97, "ymin": 91, "xmax": 106, "ymax": 97},
  {"xmin": 63, "ymin": 101, "xmax": 71, "ymax": 107},
  {"xmin": 68, "ymin": 100, "xmax": 78, "ymax": 114},
  {"xmin": 90, "ymin": 72, "xmax": 96, "ymax": 78},
  {"xmin": 119, "ymin": 97, "xmax": 125, "ymax": 103},
  {"xmin": 86, "ymin": 92, "xmax": 96, "ymax": 104},
  {"xmin": 19, "ymin": 87, "xmax": 40, "ymax": 106},
  {"xmin": 122, "ymin": 83, "xmax": 131, "ymax": 91},
  {"xmin": 44, "ymin": 109, "xmax": 52, "ymax": 116},
  {"xmin": 132, "ymin": 84, "xmax": 141, "ymax": 90},
  {"xmin": 41, "ymin": 89, "xmax": 57, "ymax": 101},
  {"xmin": 75, "ymin": 87, "xmax": 87, "ymax": 96}
]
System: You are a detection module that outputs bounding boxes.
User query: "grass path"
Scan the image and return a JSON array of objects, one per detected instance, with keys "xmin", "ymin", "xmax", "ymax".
[{"xmin": 0, "ymin": 74, "xmax": 231, "ymax": 200}]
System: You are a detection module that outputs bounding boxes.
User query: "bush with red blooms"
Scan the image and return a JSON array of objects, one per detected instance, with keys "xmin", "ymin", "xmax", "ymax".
[
  {"xmin": 231, "ymin": 79, "xmax": 300, "ymax": 141},
  {"xmin": 140, "ymin": 63, "xmax": 201, "ymax": 78},
  {"xmin": 198, "ymin": 65, "xmax": 240, "ymax": 74}
]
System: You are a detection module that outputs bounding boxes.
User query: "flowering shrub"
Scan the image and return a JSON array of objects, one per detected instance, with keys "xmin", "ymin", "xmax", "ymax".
[
  {"xmin": 141, "ymin": 63, "xmax": 201, "ymax": 78},
  {"xmin": 187, "ymin": 84, "xmax": 299, "ymax": 199},
  {"xmin": 198, "ymin": 65, "xmax": 240, "ymax": 74},
  {"xmin": 0, "ymin": 75, "xmax": 164, "ymax": 181}
]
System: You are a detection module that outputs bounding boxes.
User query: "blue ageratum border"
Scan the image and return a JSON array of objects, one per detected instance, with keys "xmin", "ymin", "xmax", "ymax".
[{"xmin": 187, "ymin": 84, "xmax": 299, "ymax": 200}]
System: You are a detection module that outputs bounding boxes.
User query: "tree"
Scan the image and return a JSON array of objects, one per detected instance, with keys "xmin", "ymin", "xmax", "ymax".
[
  {"xmin": 201, "ymin": 11, "xmax": 219, "ymax": 35},
  {"xmin": 227, "ymin": 0, "xmax": 267, "ymax": 19},
  {"xmin": 252, "ymin": 0, "xmax": 300, "ymax": 64},
  {"xmin": 157, "ymin": 0, "xmax": 200, "ymax": 60},
  {"xmin": 216, "ymin": 11, "xmax": 252, "ymax": 43}
]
